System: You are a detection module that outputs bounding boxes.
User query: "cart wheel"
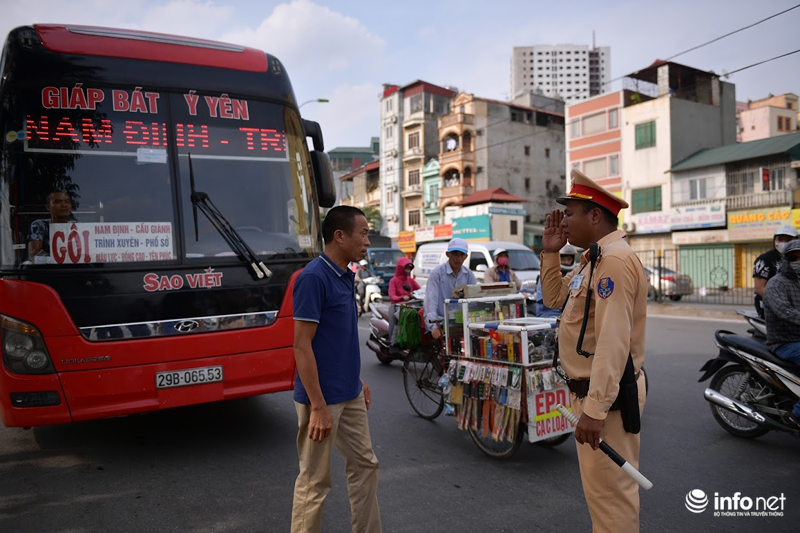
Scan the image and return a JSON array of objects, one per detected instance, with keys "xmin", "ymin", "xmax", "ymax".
[
  {"xmin": 534, "ymin": 433, "xmax": 571, "ymax": 447},
  {"xmin": 468, "ymin": 422, "xmax": 524, "ymax": 459},
  {"xmin": 402, "ymin": 349, "xmax": 444, "ymax": 420}
]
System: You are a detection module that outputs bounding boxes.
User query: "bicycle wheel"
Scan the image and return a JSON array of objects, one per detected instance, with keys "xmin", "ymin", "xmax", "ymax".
[
  {"xmin": 468, "ymin": 421, "xmax": 524, "ymax": 459},
  {"xmin": 402, "ymin": 349, "xmax": 444, "ymax": 420}
]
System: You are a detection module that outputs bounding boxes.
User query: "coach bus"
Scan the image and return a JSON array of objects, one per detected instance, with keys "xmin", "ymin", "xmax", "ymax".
[{"xmin": 0, "ymin": 24, "xmax": 336, "ymax": 427}]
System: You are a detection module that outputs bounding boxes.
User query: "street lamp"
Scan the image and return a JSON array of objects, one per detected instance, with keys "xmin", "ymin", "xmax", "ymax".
[{"xmin": 299, "ymin": 98, "xmax": 329, "ymax": 108}]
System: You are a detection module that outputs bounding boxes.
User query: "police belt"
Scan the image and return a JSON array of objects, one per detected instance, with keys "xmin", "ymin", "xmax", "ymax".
[{"xmin": 566, "ymin": 369, "xmax": 643, "ymax": 404}]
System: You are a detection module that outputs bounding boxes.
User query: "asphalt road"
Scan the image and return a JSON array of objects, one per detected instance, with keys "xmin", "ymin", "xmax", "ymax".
[{"xmin": 1, "ymin": 315, "xmax": 798, "ymax": 532}]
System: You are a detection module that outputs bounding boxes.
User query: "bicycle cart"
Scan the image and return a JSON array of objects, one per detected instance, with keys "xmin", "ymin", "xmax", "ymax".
[{"xmin": 402, "ymin": 289, "xmax": 576, "ymax": 459}]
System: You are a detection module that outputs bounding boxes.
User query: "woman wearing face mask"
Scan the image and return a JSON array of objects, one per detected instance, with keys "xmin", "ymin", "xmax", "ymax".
[
  {"xmin": 389, "ymin": 257, "xmax": 420, "ymax": 304},
  {"xmin": 484, "ymin": 248, "xmax": 522, "ymax": 289}
]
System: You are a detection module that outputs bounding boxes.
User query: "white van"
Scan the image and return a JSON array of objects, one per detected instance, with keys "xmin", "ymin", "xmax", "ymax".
[{"xmin": 413, "ymin": 241, "xmax": 540, "ymax": 287}]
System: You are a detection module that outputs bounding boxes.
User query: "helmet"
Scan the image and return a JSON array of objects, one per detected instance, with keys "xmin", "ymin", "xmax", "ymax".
[
  {"xmin": 559, "ymin": 244, "xmax": 578, "ymax": 273},
  {"xmin": 774, "ymin": 224, "xmax": 798, "ymax": 238},
  {"xmin": 492, "ymin": 248, "xmax": 508, "ymax": 258},
  {"xmin": 358, "ymin": 259, "xmax": 368, "ymax": 267}
]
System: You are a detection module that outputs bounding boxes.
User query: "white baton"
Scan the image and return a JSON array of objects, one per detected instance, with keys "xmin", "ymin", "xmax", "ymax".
[{"xmin": 554, "ymin": 404, "xmax": 653, "ymax": 491}]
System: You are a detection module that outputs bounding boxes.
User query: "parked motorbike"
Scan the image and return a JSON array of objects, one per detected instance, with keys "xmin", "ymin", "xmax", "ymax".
[
  {"xmin": 366, "ymin": 287, "xmax": 424, "ymax": 365},
  {"xmin": 699, "ymin": 313, "xmax": 800, "ymax": 438}
]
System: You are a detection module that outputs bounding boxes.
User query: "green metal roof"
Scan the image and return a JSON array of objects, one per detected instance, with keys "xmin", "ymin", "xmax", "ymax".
[{"xmin": 671, "ymin": 131, "xmax": 800, "ymax": 172}]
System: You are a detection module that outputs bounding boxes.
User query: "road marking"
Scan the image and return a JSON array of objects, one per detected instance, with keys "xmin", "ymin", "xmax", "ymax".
[{"xmin": 648, "ymin": 314, "xmax": 742, "ymax": 324}]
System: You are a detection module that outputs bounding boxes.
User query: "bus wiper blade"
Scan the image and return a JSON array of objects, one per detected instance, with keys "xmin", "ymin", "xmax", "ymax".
[{"xmin": 187, "ymin": 154, "xmax": 272, "ymax": 280}]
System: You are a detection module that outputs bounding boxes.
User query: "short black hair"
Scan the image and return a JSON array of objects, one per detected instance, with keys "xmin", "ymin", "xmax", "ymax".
[
  {"xmin": 581, "ymin": 201, "xmax": 619, "ymax": 228},
  {"xmin": 322, "ymin": 206, "xmax": 365, "ymax": 244}
]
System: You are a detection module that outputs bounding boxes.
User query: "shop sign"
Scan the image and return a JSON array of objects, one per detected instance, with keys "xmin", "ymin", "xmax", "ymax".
[
  {"xmin": 434, "ymin": 224, "xmax": 452, "ymax": 239},
  {"xmin": 397, "ymin": 231, "xmax": 416, "ymax": 253},
  {"xmin": 672, "ymin": 229, "xmax": 729, "ymax": 245},
  {"xmin": 452, "ymin": 215, "xmax": 491, "ymax": 241},
  {"xmin": 792, "ymin": 208, "xmax": 800, "ymax": 230},
  {"xmin": 632, "ymin": 212, "xmax": 671, "ymax": 234},
  {"xmin": 528, "ymin": 385, "xmax": 575, "ymax": 442},
  {"xmin": 488, "ymin": 206, "xmax": 527, "ymax": 216},
  {"xmin": 728, "ymin": 207, "xmax": 792, "ymax": 242},
  {"xmin": 416, "ymin": 223, "xmax": 453, "ymax": 243},
  {"xmin": 415, "ymin": 226, "xmax": 434, "ymax": 243},
  {"xmin": 670, "ymin": 203, "xmax": 726, "ymax": 230}
]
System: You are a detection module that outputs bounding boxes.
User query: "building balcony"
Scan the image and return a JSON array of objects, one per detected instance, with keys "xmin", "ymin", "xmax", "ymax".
[
  {"xmin": 440, "ymin": 179, "xmax": 474, "ymax": 200},
  {"xmin": 401, "ymin": 183, "xmax": 424, "ymax": 198},
  {"xmin": 440, "ymin": 149, "xmax": 475, "ymax": 168},
  {"xmin": 403, "ymin": 146, "xmax": 425, "ymax": 163},
  {"xmin": 725, "ymin": 190, "xmax": 793, "ymax": 211},
  {"xmin": 365, "ymin": 189, "xmax": 381, "ymax": 206},
  {"xmin": 439, "ymin": 113, "xmax": 474, "ymax": 128}
]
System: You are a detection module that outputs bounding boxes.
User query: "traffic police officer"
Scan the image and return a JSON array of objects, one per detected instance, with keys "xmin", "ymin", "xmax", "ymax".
[{"xmin": 541, "ymin": 170, "xmax": 648, "ymax": 533}]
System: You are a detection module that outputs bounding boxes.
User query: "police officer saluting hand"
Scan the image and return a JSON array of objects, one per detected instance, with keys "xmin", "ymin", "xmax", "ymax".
[{"xmin": 541, "ymin": 170, "xmax": 648, "ymax": 533}]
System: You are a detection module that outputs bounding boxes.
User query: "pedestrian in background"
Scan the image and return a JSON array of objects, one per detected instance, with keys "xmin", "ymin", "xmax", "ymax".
[
  {"xmin": 541, "ymin": 170, "xmax": 648, "ymax": 533},
  {"xmin": 291, "ymin": 205, "xmax": 381, "ymax": 533}
]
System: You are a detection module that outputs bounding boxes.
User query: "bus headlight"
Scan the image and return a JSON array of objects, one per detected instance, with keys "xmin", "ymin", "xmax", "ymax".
[{"xmin": 1, "ymin": 315, "xmax": 55, "ymax": 374}]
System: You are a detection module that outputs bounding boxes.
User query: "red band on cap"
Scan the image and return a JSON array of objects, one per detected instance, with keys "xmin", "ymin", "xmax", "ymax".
[{"xmin": 568, "ymin": 184, "xmax": 622, "ymax": 215}]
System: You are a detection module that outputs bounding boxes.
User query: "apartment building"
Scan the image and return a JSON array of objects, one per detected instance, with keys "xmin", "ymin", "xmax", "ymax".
[
  {"xmin": 379, "ymin": 81, "xmax": 455, "ymax": 238},
  {"xmin": 620, "ymin": 60, "xmax": 736, "ymax": 251},
  {"xmin": 738, "ymin": 93, "xmax": 799, "ymax": 142},
  {"xmin": 437, "ymin": 92, "xmax": 566, "ymax": 244},
  {"xmin": 510, "ymin": 44, "xmax": 611, "ymax": 103},
  {"xmin": 565, "ymin": 90, "xmax": 626, "ymax": 199}
]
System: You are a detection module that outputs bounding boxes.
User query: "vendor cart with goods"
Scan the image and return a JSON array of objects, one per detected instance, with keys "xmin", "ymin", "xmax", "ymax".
[{"xmin": 401, "ymin": 283, "xmax": 576, "ymax": 459}]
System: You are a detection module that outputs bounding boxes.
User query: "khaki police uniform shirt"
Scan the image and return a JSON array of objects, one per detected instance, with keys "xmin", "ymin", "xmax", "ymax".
[{"xmin": 540, "ymin": 230, "xmax": 648, "ymax": 421}]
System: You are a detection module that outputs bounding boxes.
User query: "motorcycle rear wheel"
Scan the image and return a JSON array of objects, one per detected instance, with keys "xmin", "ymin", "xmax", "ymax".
[
  {"xmin": 402, "ymin": 349, "xmax": 444, "ymax": 420},
  {"xmin": 709, "ymin": 364, "xmax": 769, "ymax": 439}
]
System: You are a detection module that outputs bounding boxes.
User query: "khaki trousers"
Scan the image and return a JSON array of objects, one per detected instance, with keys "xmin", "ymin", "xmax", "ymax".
[
  {"xmin": 291, "ymin": 392, "xmax": 381, "ymax": 533},
  {"xmin": 573, "ymin": 372, "xmax": 647, "ymax": 533}
]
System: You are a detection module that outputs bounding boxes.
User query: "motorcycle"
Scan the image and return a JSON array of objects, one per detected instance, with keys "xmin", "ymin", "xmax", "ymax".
[
  {"xmin": 366, "ymin": 286, "xmax": 425, "ymax": 365},
  {"xmin": 357, "ymin": 276, "xmax": 383, "ymax": 317},
  {"xmin": 699, "ymin": 312, "xmax": 800, "ymax": 438}
]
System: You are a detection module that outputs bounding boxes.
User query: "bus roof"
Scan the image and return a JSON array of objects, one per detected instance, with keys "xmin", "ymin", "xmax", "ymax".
[{"xmin": 33, "ymin": 24, "xmax": 267, "ymax": 73}]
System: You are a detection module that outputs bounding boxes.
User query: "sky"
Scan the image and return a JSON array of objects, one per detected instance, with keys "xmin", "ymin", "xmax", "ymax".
[{"xmin": 2, "ymin": 0, "xmax": 799, "ymax": 150}]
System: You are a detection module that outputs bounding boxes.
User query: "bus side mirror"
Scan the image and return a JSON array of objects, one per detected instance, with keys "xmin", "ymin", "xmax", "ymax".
[{"xmin": 310, "ymin": 150, "xmax": 336, "ymax": 208}]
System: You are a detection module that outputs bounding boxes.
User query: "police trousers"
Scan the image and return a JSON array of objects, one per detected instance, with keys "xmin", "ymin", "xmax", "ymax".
[{"xmin": 572, "ymin": 371, "xmax": 647, "ymax": 533}]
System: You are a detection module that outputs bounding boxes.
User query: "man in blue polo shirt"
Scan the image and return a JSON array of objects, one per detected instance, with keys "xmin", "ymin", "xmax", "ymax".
[
  {"xmin": 424, "ymin": 237, "xmax": 477, "ymax": 340},
  {"xmin": 291, "ymin": 205, "xmax": 381, "ymax": 533}
]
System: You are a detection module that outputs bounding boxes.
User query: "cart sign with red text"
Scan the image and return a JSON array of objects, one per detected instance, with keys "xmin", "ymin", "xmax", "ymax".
[
  {"xmin": 49, "ymin": 222, "xmax": 174, "ymax": 264},
  {"xmin": 527, "ymin": 385, "xmax": 576, "ymax": 443}
]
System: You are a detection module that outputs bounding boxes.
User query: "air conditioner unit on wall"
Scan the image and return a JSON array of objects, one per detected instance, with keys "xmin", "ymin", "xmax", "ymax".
[
  {"xmin": 422, "ymin": 201, "xmax": 430, "ymax": 208},
  {"xmin": 390, "ymin": 149, "xmax": 398, "ymax": 157},
  {"xmin": 391, "ymin": 115, "xmax": 398, "ymax": 123},
  {"xmin": 622, "ymin": 222, "xmax": 636, "ymax": 233}
]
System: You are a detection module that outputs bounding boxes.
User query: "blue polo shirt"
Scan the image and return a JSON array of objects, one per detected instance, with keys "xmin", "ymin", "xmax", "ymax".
[{"xmin": 293, "ymin": 252, "xmax": 362, "ymax": 405}]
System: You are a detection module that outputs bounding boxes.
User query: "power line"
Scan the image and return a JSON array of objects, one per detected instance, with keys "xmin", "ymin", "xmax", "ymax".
[
  {"xmin": 515, "ymin": 3, "xmax": 800, "ymax": 108},
  {"xmin": 725, "ymin": 48, "xmax": 800, "ymax": 76},
  {"xmin": 665, "ymin": 3, "xmax": 800, "ymax": 61}
]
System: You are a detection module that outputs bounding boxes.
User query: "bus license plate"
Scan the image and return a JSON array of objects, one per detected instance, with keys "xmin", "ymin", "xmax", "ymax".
[{"xmin": 155, "ymin": 366, "xmax": 223, "ymax": 389}]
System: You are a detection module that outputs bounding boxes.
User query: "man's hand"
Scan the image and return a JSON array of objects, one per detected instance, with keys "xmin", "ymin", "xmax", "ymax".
[
  {"xmin": 431, "ymin": 328, "xmax": 443, "ymax": 340},
  {"xmin": 362, "ymin": 379, "xmax": 372, "ymax": 411},
  {"xmin": 403, "ymin": 295, "xmax": 410, "ymax": 301},
  {"xmin": 574, "ymin": 412, "xmax": 604, "ymax": 450},
  {"xmin": 308, "ymin": 404, "xmax": 332, "ymax": 442},
  {"xmin": 543, "ymin": 209, "xmax": 567, "ymax": 253}
]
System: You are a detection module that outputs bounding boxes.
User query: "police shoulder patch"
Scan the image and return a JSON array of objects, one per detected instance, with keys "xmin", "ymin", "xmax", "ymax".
[{"xmin": 597, "ymin": 277, "xmax": 614, "ymax": 299}]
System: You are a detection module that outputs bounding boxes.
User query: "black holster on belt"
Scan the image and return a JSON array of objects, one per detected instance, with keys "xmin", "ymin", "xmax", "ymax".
[{"xmin": 611, "ymin": 354, "xmax": 641, "ymax": 434}]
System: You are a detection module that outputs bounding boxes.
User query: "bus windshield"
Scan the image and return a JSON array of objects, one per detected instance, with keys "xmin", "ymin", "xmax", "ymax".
[{"xmin": 0, "ymin": 85, "xmax": 319, "ymax": 269}]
